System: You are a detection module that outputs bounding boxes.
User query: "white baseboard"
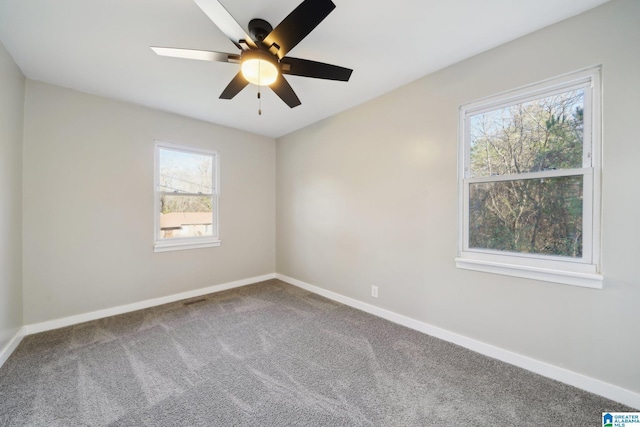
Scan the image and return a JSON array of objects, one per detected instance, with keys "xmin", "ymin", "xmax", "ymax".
[
  {"xmin": 0, "ymin": 326, "xmax": 27, "ymax": 369},
  {"xmin": 25, "ymin": 273, "xmax": 276, "ymax": 335},
  {"xmin": 275, "ymin": 273, "xmax": 640, "ymax": 410}
]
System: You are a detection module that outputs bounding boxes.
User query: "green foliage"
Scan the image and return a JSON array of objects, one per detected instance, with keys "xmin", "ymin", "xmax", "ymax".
[
  {"xmin": 161, "ymin": 195, "xmax": 212, "ymax": 214},
  {"xmin": 468, "ymin": 90, "xmax": 584, "ymax": 257}
]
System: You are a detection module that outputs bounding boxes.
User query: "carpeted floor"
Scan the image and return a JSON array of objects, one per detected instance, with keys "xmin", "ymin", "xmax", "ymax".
[{"xmin": 0, "ymin": 279, "xmax": 632, "ymax": 426}]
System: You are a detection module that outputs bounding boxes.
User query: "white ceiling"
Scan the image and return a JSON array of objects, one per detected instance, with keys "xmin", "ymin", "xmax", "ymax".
[{"xmin": 0, "ymin": 0, "xmax": 609, "ymax": 138}]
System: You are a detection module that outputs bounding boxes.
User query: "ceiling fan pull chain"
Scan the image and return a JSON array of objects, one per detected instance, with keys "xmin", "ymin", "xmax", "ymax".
[{"xmin": 258, "ymin": 60, "xmax": 262, "ymax": 115}]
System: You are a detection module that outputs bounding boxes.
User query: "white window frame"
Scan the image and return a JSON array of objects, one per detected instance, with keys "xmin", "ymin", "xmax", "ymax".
[
  {"xmin": 455, "ymin": 67, "xmax": 602, "ymax": 289},
  {"xmin": 154, "ymin": 141, "xmax": 221, "ymax": 252}
]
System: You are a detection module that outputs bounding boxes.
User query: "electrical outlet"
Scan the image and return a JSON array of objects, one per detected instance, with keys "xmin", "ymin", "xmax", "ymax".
[{"xmin": 371, "ymin": 285, "xmax": 378, "ymax": 298}]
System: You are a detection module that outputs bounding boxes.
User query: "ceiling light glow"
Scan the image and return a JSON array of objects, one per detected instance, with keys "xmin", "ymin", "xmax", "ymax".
[{"xmin": 241, "ymin": 50, "xmax": 278, "ymax": 86}]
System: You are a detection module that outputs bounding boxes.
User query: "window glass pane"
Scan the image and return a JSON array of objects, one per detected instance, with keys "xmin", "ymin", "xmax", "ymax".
[
  {"xmin": 469, "ymin": 89, "xmax": 584, "ymax": 177},
  {"xmin": 469, "ymin": 176, "xmax": 583, "ymax": 257},
  {"xmin": 159, "ymin": 194, "xmax": 214, "ymax": 239},
  {"xmin": 158, "ymin": 148, "xmax": 213, "ymax": 194}
]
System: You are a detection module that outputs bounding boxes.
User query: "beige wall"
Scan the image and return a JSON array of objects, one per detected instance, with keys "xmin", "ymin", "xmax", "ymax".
[
  {"xmin": 22, "ymin": 81, "xmax": 275, "ymax": 324},
  {"xmin": 276, "ymin": 0, "xmax": 640, "ymax": 394},
  {"xmin": 0, "ymin": 41, "xmax": 24, "ymax": 350}
]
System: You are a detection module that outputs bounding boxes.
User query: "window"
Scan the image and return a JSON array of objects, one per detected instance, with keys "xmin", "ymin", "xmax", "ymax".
[
  {"xmin": 154, "ymin": 141, "xmax": 220, "ymax": 252},
  {"xmin": 456, "ymin": 67, "xmax": 602, "ymax": 288}
]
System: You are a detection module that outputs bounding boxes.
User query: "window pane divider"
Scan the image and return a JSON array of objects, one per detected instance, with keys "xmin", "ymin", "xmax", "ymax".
[
  {"xmin": 158, "ymin": 191, "xmax": 214, "ymax": 197},
  {"xmin": 466, "ymin": 168, "xmax": 591, "ymax": 184}
]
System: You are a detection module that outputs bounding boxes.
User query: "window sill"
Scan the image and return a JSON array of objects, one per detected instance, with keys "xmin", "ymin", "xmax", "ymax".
[
  {"xmin": 154, "ymin": 239, "xmax": 221, "ymax": 253},
  {"xmin": 455, "ymin": 255, "xmax": 603, "ymax": 289}
]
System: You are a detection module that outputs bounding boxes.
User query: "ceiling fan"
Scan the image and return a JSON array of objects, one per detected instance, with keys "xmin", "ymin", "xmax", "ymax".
[{"xmin": 151, "ymin": 0, "xmax": 353, "ymax": 109}]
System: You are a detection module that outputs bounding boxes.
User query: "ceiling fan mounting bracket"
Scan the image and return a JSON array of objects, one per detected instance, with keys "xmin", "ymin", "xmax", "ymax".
[{"xmin": 248, "ymin": 19, "xmax": 273, "ymax": 43}]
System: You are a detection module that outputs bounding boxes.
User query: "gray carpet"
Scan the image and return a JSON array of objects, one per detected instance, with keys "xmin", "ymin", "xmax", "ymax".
[{"xmin": 0, "ymin": 279, "xmax": 632, "ymax": 426}]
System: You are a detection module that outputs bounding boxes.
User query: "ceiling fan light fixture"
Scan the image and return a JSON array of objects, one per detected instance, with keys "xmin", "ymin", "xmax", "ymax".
[{"xmin": 241, "ymin": 50, "xmax": 279, "ymax": 86}]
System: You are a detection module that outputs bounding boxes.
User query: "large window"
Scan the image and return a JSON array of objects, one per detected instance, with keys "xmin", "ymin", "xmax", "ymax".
[
  {"xmin": 456, "ymin": 67, "xmax": 602, "ymax": 288},
  {"xmin": 154, "ymin": 141, "xmax": 220, "ymax": 252}
]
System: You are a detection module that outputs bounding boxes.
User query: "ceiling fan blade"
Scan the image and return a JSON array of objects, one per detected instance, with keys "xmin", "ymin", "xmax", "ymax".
[
  {"xmin": 192, "ymin": 0, "xmax": 256, "ymax": 49},
  {"xmin": 281, "ymin": 57, "xmax": 352, "ymax": 81},
  {"xmin": 219, "ymin": 72, "xmax": 249, "ymax": 99},
  {"xmin": 151, "ymin": 47, "xmax": 240, "ymax": 63},
  {"xmin": 271, "ymin": 75, "xmax": 301, "ymax": 108},
  {"xmin": 262, "ymin": 0, "xmax": 335, "ymax": 59}
]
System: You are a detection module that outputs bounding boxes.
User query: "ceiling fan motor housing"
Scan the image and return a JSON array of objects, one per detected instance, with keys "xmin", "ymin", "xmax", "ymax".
[{"xmin": 248, "ymin": 18, "xmax": 273, "ymax": 43}]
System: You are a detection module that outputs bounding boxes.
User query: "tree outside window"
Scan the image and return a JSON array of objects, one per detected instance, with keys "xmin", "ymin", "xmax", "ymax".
[
  {"xmin": 457, "ymin": 67, "xmax": 602, "ymax": 288},
  {"xmin": 468, "ymin": 89, "xmax": 584, "ymax": 257},
  {"xmin": 154, "ymin": 142, "xmax": 220, "ymax": 252}
]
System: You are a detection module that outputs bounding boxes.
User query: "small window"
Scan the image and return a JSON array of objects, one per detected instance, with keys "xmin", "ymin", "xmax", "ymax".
[
  {"xmin": 456, "ymin": 67, "xmax": 602, "ymax": 288},
  {"xmin": 154, "ymin": 141, "xmax": 220, "ymax": 252}
]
